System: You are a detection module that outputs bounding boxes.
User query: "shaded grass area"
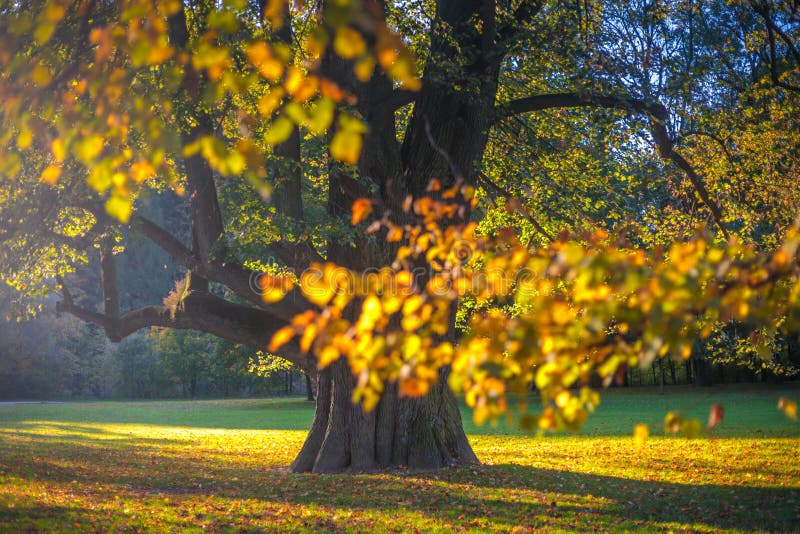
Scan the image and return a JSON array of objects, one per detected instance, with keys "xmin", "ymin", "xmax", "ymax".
[{"xmin": 0, "ymin": 385, "xmax": 798, "ymax": 532}]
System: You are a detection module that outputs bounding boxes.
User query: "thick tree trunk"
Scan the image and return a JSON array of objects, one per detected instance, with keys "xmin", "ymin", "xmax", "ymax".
[
  {"xmin": 290, "ymin": 360, "xmax": 478, "ymax": 473},
  {"xmin": 287, "ymin": 0, "xmax": 499, "ymax": 475}
]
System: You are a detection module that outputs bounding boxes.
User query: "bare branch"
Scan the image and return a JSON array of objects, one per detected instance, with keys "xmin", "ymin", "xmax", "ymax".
[{"xmin": 495, "ymin": 92, "xmax": 730, "ymax": 239}]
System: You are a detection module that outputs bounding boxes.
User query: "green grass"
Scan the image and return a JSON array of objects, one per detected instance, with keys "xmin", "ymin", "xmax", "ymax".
[{"xmin": 1, "ymin": 385, "xmax": 799, "ymax": 532}]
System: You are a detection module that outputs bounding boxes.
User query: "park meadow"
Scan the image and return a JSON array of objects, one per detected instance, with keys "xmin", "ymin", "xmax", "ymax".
[{"xmin": 1, "ymin": 385, "xmax": 798, "ymax": 532}]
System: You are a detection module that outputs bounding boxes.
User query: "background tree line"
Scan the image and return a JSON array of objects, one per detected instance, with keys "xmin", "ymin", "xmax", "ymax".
[{"xmin": 0, "ymin": 189, "xmax": 312, "ymax": 400}]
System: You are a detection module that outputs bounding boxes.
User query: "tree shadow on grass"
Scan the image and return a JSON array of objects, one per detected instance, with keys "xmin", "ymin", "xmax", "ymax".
[
  {"xmin": 406, "ymin": 464, "xmax": 800, "ymax": 531},
  {"xmin": 2, "ymin": 427, "xmax": 798, "ymax": 532}
]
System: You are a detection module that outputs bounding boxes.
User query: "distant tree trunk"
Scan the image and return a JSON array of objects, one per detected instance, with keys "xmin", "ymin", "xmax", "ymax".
[
  {"xmin": 305, "ymin": 372, "xmax": 314, "ymax": 401},
  {"xmin": 668, "ymin": 359, "xmax": 677, "ymax": 384},
  {"xmin": 658, "ymin": 358, "xmax": 665, "ymax": 394},
  {"xmin": 685, "ymin": 360, "xmax": 693, "ymax": 383},
  {"xmin": 693, "ymin": 356, "xmax": 713, "ymax": 386}
]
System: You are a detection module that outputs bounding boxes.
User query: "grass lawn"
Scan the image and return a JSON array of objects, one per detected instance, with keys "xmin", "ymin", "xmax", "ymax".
[{"xmin": 1, "ymin": 385, "xmax": 799, "ymax": 532}]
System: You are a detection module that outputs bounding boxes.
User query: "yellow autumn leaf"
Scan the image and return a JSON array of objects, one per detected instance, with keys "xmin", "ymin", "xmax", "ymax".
[
  {"xmin": 259, "ymin": 56, "xmax": 284, "ymax": 81},
  {"xmin": 333, "ymin": 27, "xmax": 367, "ymax": 59},
  {"xmin": 306, "ymin": 97, "xmax": 335, "ymax": 135},
  {"xmin": 351, "ymin": 198, "xmax": 372, "ymax": 225},
  {"xmin": 257, "ymin": 274, "xmax": 295, "ymax": 303},
  {"xmin": 285, "ymin": 67, "xmax": 319, "ymax": 103},
  {"xmin": 105, "ymin": 195, "xmax": 132, "ymax": 223},
  {"xmin": 778, "ymin": 397, "xmax": 798, "ymax": 420},
  {"xmin": 45, "ymin": 2, "xmax": 66, "ymax": 22},
  {"xmin": 246, "ymin": 40, "xmax": 284, "ymax": 80},
  {"xmin": 681, "ymin": 418, "xmax": 702, "ymax": 439},
  {"xmin": 17, "ymin": 126, "xmax": 32, "ymax": 149},
  {"xmin": 664, "ymin": 411, "xmax": 681, "ymax": 434},
  {"xmin": 354, "ymin": 57, "xmax": 376, "ymax": 82},
  {"xmin": 264, "ymin": 116, "xmax": 294, "ymax": 145},
  {"xmin": 52, "ymin": 138, "xmax": 66, "ymax": 162},
  {"xmin": 263, "ymin": 0, "xmax": 285, "ymax": 29},
  {"xmin": 130, "ymin": 161, "xmax": 156, "ymax": 183},
  {"xmin": 269, "ymin": 325, "xmax": 295, "ymax": 352},
  {"xmin": 246, "ymin": 41, "xmax": 270, "ymax": 64},
  {"xmin": 382, "ymin": 294, "xmax": 402, "ymax": 315},
  {"xmin": 76, "ymin": 135, "xmax": 104, "ymax": 163},
  {"xmin": 318, "ymin": 344, "xmax": 340, "ymax": 367},
  {"xmin": 633, "ymin": 423, "xmax": 649, "ymax": 448},
  {"xmin": 31, "ymin": 64, "xmax": 52, "ymax": 86},
  {"xmin": 148, "ymin": 43, "xmax": 173, "ymax": 64},
  {"xmin": 257, "ymin": 87, "xmax": 285, "ymax": 117},
  {"xmin": 386, "ymin": 225, "xmax": 403, "ymax": 242},
  {"xmin": 330, "ymin": 130, "xmax": 362, "ymax": 165},
  {"xmin": 300, "ymin": 265, "xmax": 336, "ymax": 307},
  {"xmin": 299, "ymin": 323, "xmax": 318, "ymax": 353},
  {"xmin": 355, "ymin": 294, "xmax": 382, "ymax": 335},
  {"xmin": 40, "ymin": 165, "xmax": 61, "ymax": 185}
]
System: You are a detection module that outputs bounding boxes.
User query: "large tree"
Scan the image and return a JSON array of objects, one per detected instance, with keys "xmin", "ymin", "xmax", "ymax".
[{"xmin": 1, "ymin": 0, "xmax": 799, "ymax": 473}]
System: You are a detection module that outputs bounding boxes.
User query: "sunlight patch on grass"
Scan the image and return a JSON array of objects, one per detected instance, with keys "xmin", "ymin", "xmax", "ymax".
[{"xmin": 1, "ymin": 392, "xmax": 799, "ymax": 532}]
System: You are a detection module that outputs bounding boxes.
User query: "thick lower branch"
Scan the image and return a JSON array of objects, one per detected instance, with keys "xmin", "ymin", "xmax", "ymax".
[
  {"xmin": 56, "ymin": 290, "xmax": 309, "ymax": 371},
  {"xmin": 129, "ymin": 214, "xmax": 308, "ymax": 321}
]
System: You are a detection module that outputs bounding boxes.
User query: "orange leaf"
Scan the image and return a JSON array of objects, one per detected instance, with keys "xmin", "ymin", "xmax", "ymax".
[
  {"xmin": 707, "ymin": 404, "xmax": 724, "ymax": 430},
  {"xmin": 269, "ymin": 326, "xmax": 295, "ymax": 352},
  {"xmin": 51, "ymin": 138, "xmax": 66, "ymax": 162},
  {"xmin": 351, "ymin": 198, "xmax": 372, "ymax": 225},
  {"xmin": 257, "ymin": 274, "xmax": 295, "ymax": 303},
  {"xmin": 399, "ymin": 378, "xmax": 430, "ymax": 397},
  {"xmin": 40, "ymin": 165, "xmax": 61, "ymax": 185}
]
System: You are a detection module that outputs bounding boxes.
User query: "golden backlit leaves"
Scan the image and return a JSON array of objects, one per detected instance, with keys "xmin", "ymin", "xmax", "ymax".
[
  {"xmin": 268, "ymin": 191, "xmax": 800, "ymax": 432},
  {"xmin": 257, "ymin": 273, "xmax": 296, "ymax": 303},
  {"xmin": 246, "ymin": 41, "xmax": 284, "ymax": 82},
  {"xmin": 51, "ymin": 139, "xmax": 66, "ymax": 162},
  {"xmin": 3, "ymin": 0, "xmax": 422, "ymax": 223}
]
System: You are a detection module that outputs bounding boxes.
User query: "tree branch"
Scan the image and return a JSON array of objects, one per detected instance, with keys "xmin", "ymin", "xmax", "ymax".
[
  {"xmin": 129, "ymin": 213, "xmax": 308, "ymax": 320},
  {"xmin": 99, "ymin": 235, "xmax": 120, "ymax": 320},
  {"xmin": 56, "ymin": 288, "xmax": 310, "ymax": 371},
  {"xmin": 495, "ymin": 92, "xmax": 730, "ymax": 239},
  {"xmin": 130, "ymin": 214, "xmax": 198, "ymax": 270}
]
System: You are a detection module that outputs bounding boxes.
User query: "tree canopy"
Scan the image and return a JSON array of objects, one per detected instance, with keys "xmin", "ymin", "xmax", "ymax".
[{"xmin": 1, "ymin": 0, "xmax": 799, "ymax": 471}]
